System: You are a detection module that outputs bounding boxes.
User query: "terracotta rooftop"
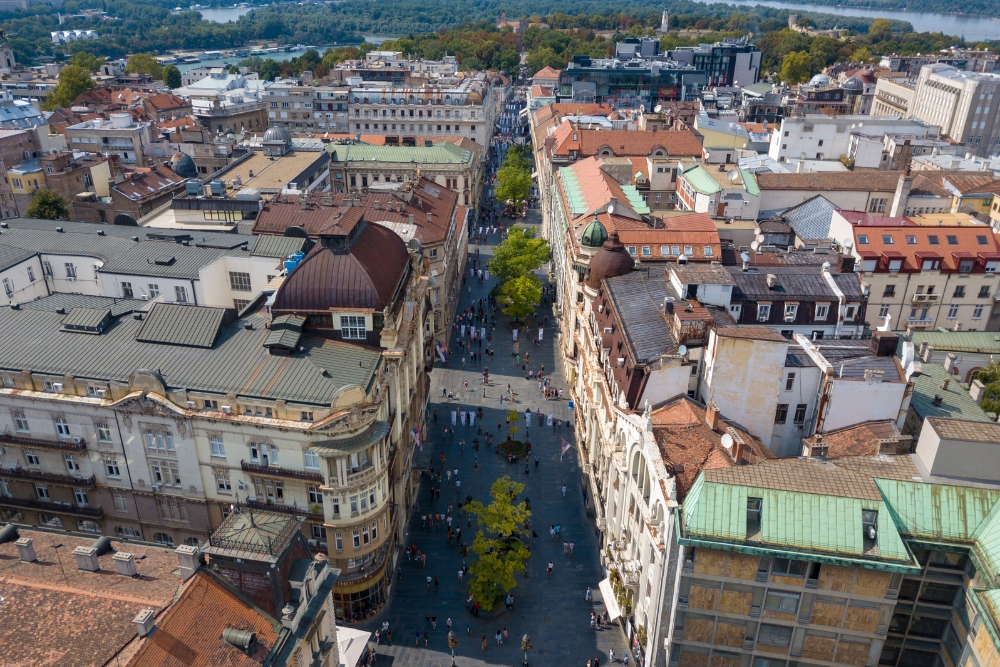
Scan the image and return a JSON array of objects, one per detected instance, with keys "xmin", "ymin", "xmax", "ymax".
[
  {"xmin": 651, "ymin": 397, "xmax": 774, "ymax": 501},
  {"xmin": 112, "ymin": 166, "xmax": 186, "ymax": 201},
  {"xmin": 756, "ymin": 170, "xmax": 903, "ymax": 192},
  {"xmin": 802, "ymin": 420, "xmax": 908, "ymax": 458},
  {"xmin": 549, "ymin": 119, "xmax": 703, "ymax": 159},
  {"xmin": 0, "ymin": 529, "xmax": 183, "ymax": 667},
  {"xmin": 852, "ymin": 223, "xmax": 1000, "ymax": 272},
  {"xmin": 532, "ymin": 66, "xmax": 561, "ymax": 80}
]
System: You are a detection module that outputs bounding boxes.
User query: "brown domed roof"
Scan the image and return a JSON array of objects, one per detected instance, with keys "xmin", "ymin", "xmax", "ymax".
[
  {"xmin": 586, "ymin": 231, "xmax": 633, "ymax": 288},
  {"xmin": 272, "ymin": 222, "xmax": 409, "ymax": 313}
]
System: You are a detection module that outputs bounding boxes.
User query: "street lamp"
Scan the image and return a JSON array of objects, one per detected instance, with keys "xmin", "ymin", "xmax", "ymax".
[
  {"xmin": 448, "ymin": 630, "xmax": 459, "ymax": 666},
  {"xmin": 521, "ymin": 634, "xmax": 533, "ymax": 667}
]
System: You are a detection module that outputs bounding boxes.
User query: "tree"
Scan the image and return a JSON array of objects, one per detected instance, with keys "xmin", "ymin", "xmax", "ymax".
[
  {"xmin": 973, "ymin": 364, "xmax": 1000, "ymax": 414},
  {"xmin": 796, "ymin": 16, "xmax": 814, "ymax": 28},
  {"xmin": 780, "ymin": 50, "xmax": 813, "ymax": 85},
  {"xmin": 68, "ymin": 52, "xmax": 105, "ymax": 72},
  {"xmin": 25, "ymin": 190, "xmax": 69, "ymax": 220},
  {"xmin": 852, "ymin": 47, "xmax": 873, "ymax": 64},
  {"xmin": 258, "ymin": 58, "xmax": 281, "ymax": 81},
  {"xmin": 488, "ymin": 227, "xmax": 549, "ymax": 286},
  {"xmin": 126, "ymin": 53, "xmax": 163, "ymax": 81},
  {"xmin": 43, "ymin": 65, "xmax": 95, "ymax": 111},
  {"xmin": 869, "ymin": 18, "xmax": 893, "ymax": 41},
  {"xmin": 498, "ymin": 273, "xmax": 542, "ymax": 322},
  {"xmin": 163, "ymin": 64, "xmax": 182, "ymax": 88},
  {"xmin": 495, "ymin": 164, "xmax": 532, "ymax": 203},
  {"xmin": 465, "ymin": 476, "xmax": 532, "ymax": 611}
]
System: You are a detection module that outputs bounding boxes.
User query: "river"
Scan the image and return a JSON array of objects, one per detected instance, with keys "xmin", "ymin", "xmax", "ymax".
[{"xmin": 694, "ymin": 0, "xmax": 1000, "ymax": 41}]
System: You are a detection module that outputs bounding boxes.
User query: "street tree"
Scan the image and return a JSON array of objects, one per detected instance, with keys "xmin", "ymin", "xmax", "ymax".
[
  {"xmin": 498, "ymin": 273, "xmax": 542, "ymax": 323},
  {"xmin": 163, "ymin": 64, "xmax": 182, "ymax": 88},
  {"xmin": 780, "ymin": 50, "xmax": 812, "ymax": 85},
  {"xmin": 68, "ymin": 51, "xmax": 105, "ymax": 71},
  {"xmin": 852, "ymin": 47, "xmax": 873, "ymax": 64},
  {"xmin": 126, "ymin": 53, "xmax": 163, "ymax": 81},
  {"xmin": 495, "ymin": 164, "xmax": 532, "ymax": 203},
  {"xmin": 25, "ymin": 190, "xmax": 69, "ymax": 220},
  {"xmin": 488, "ymin": 227, "xmax": 549, "ymax": 286},
  {"xmin": 465, "ymin": 476, "xmax": 532, "ymax": 611},
  {"xmin": 43, "ymin": 65, "xmax": 95, "ymax": 110}
]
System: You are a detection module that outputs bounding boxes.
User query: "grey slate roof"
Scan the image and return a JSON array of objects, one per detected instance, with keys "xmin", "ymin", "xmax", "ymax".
[
  {"xmin": 0, "ymin": 244, "xmax": 36, "ymax": 272},
  {"xmin": 0, "ymin": 307, "xmax": 382, "ymax": 405},
  {"xmin": 3, "ymin": 218, "xmax": 255, "ymax": 248},
  {"xmin": 781, "ymin": 195, "xmax": 839, "ymax": 241},
  {"xmin": 19, "ymin": 293, "xmax": 147, "ymax": 316},
  {"xmin": 909, "ymin": 363, "xmax": 996, "ymax": 422},
  {"xmin": 312, "ymin": 421, "xmax": 391, "ymax": 454},
  {"xmin": 61, "ymin": 307, "xmax": 111, "ymax": 332},
  {"xmin": 99, "ymin": 240, "xmax": 253, "ymax": 279},
  {"xmin": 135, "ymin": 303, "xmax": 229, "ymax": 348},
  {"xmin": 0, "ymin": 227, "xmax": 137, "ymax": 261},
  {"xmin": 250, "ymin": 235, "xmax": 308, "ymax": 258},
  {"xmin": 816, "ymin": 340, "xmax": 904, "ymax": 382},
  {"xmin": 728, "ymin": 267, "xmax": 862, "ymax": 301},
  {"xmin": 603, "ymin": 271, "xmax": 678, "ymax": 364}
]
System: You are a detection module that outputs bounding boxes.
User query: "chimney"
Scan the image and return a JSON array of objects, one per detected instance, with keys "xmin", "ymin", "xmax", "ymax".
[
  {"xmin": 889, "ymin": 171, "xmax": 913, "ymax": 217},
  {"xmin": 373, "ymin": 199, "xmax": 380, "ymax": 210},
  {"xmin": 705, "ymin": 401, "xmax": 721, "ymax": 431},
  {"xmin": 133, "ymin": 609, "xmax": 156, "ymax": 637},
  {"xmin": 174, "ymin": 544, "xmax": 202, "ymax": 581},
  {"xmin": 766, "ymin": 273, "xmax": 778, "ymax": 289},
  {"xmin": 72, "ymin": 545, "xmax": 100, "ymax": 572},
  {"xmin": 427, "ymin": 212, "xmax": 433, "ymax": 223},
  {"xmin": 14, "ymin": 536, "xmax": 36, "ymax": 562},
  {"xmin": 970, "ymin": 379, "xmax": 986, "ymax": 405},
  {"xmin": 112, "ymin": 551, "xmax": 138, "ymax": 577},
  {"xmin": 941, "ymin": 378, "xmax": 950, "ymax": 391},
  {"xmin": 943, "ymin": 353, "xmax": 956, "ymax": 372},
  {"xmin": 922, "ymin": 344, "xmax": 934, "ymax": 363},
  {"xmin": 796, "ymin": 160, "xmax": 804, "ymax": 173},
  {"xmin": 408, "ymin": 213, "xmax": 415, "ymax": 224},
  {"xmin": 933, "ymin": 394, "xmax": 944, "ymax": 406}
]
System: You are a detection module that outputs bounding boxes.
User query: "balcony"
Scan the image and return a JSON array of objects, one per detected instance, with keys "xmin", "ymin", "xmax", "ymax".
[
  {"xmin": 0, "ymin": 467, "xmax": 96, "ymax": 488},
  {"xmin": 911, "ymin": 293, "xmax": 940, "ymax": 303},
  {"xmin": 241, "ymin": 460, "xmax": 323, "ymax": 484},
  {"xmin": 0, "ymin": 495, "xmax": 104, "ymax": 518},
  {"xmin": 0, "ymin": 433, "xmax": 86, "ymax": 452},
  {"xmin": 245, "ymin": 497, "xmax": 324, "ymax": 523},
  {"xmin": 335, "ymin": 540, "xmax": 391, "ymax": 585}
]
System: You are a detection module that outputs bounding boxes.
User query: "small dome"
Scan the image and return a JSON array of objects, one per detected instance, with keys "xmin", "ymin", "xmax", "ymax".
[
  {"xmin": 843, "ymin": 77, "xmax": 863, "ymax": 92},
  {"xmin": 263, "ymin": 126, "xmax": 292, "ymax": 146},
  {"xmin": 169, "ymin": 152, "xmax": 197, "ymax": 179},
  {"xmin": 859, "ymin": 68, "xmax": 876, "ymax": 83},
  {"xmin": 586, "ymin": 231, "xmax": 633, "ymax": 288},
  {"xmin": 809, "ymin": 73, "xmax": 831, "ymax": 86},
  {"xmin": 580, "ymin": 216, "xmax": 608, "ymax": 248}
]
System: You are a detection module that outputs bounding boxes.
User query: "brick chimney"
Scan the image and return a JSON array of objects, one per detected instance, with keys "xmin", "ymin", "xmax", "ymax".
[{"xmin": 705, "ymin": 401, "xmax": 721, "ymax": 431}]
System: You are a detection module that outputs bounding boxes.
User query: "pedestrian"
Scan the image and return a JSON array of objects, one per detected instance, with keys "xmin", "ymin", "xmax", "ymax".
[
  {"xmin": 547, "ymin": 561, "xmax": 554, "ymax": 576},
  {"xmin": 458, "ymin": 568, "xmax": 464, "ymax": 582},
  {"xmin": 482, "ymin": 636, "xmax": 487, "ymax": 651},
  {"xmin": 467, "ymin": 621, "xmax": 473, "ymax": 636},
  {"xmin": 496, "ymin": 630, "xmax": 502, "ymax": 645},
  {"xmin": 550, "ymin": 525, "xmax": 556, "ymax": 539},
  {"xmin": 586, "ymin": 587, "xmax": 593, "ymax": 602},
  {"xmin": 623, "ymin": 653, "xmax": 630, "ymax": 666},
  {"xmin": 434, "ymin": 576, "xmax": 440, "ymax": 589},
  {"xmin": 562, "ymin": 484, "xmax": 567, "ymax": 497},
  {"xmin": 432, "ymin": 615, "xmax": 437, "ymax": 629},
  {"xmin": 447, "ymin": 617, "xmax": 453, "ymax": 631},
  {"xmin": 423, "ymin": 629, "xmax": 429, "ymax": 646},
  {"xmin": 610, "ymin": 648, "xmax": 616, "ymax": 663},
  {"xmin": 415, "ymin": 630, "xmax": 421, "ymax": 646},
  {"xmin": 426, "ymin": 575, "xmax": 432, "ymax": 589}
]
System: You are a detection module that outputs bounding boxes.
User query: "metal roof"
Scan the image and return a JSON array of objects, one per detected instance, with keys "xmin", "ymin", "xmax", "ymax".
[
  {"xmin": 0, "ymin": 307, "xmax": 381, "ymax": 405},
  {"xmin": 897, "ymin": 330, "xmax": 1000, "ymax": 355},
  {"xmin": 781, "ymin": 195, "xmax": 839, "ymax": 240},
  {"xmin": 0, "ymin": 244, "xmax": 36, "ymax": 272},
  {"xmin": 681, "ymin": 165, "xmax": 722, "ymax": 195},
  {"xmin": 61, "ymin": 307, "xmax": 111, "ymax": 332},
  {"xmin": 135, "ymin": 303, "xmax": 228, "ymax": 348},
  {"xmin": 19, "ymin": 293, "xmax": 147, "ymax": 317},
  {"xmin": 328, "ymin": 142, "xmax": 473, "ymax": 165},
  {"xmin": 875, "ymin": 478, "xmax": 1000, "ymax": 545},
  {"xmin": 250, "ymin": 235, "xmax": 308, "ymax": 258},
  {"xmin": 99, "ymin": 240, "xmax": 253, "ymax": 279},
  {"xmin": 602, "ymin": 270, "xmax": 678, "ymax": 364},
  {"xmin": 909, "ymin": 363, "xmax": 996, "ymax": 422},
  {"xmin": 0, "ymin": 227, "xmax": 137, "ymax": 262},
  {"xmin": 729, "ymin": 267, "xmax": 862, "ymax": 301}
]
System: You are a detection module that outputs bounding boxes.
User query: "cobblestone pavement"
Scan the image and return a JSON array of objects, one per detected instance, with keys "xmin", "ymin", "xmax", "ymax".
[{"xmin": 357, "ymin": 215, "xmax": 630, "ymax": 666}]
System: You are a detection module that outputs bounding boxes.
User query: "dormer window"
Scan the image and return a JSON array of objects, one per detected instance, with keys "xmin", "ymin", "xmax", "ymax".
[{"xmin": 747, "ymin": 497, "xmax": 762, "ymax": 540}]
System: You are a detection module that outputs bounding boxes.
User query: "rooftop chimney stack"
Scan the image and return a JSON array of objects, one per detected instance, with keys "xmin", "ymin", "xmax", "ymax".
[
  {"xmin": 14, "ymin": 536, "xmax": 35, "ymax": 562},
  {"xmin": 72, "ymin": 545, "xmax": 100, "ymax": 572},
  {"xmin": 113, "ymin": 551, "xmax": 138, "ymax": 577},
  {"xmin": 133, "ymin": 610, "xmax": 156, "ymax": 637},
  {"xmin": 705, "ymin": 401, "xmax": 721, "ymax": 431},
  {"xmin": 175, "ymin": 544, "xmax": 202, "ymax": 581}
]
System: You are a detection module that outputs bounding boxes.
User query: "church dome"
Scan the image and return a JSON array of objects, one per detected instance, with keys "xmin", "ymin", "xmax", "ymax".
[
  {"xmin": 808, "ymin": 73, "xmax": 831, "ymax": 86},
  {"xmin": 580, "ymin": 216, "xmax": 608, "ymax": 248},
  {"xmin": 263, "ymin": 126, "xmax": 292, "ymax": 146},
  {"xmin": 586, "ymin": 231, "xmax": 633, "ymax": 288},
  {"xmin": 169, "ymin": 152, "xmax": 197, "ymax": 179},
  {"xmin": 843, "ymin": 77, "xmax": 863, "ymax": 92}
]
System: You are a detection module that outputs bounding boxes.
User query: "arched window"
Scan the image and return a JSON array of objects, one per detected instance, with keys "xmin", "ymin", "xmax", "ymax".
[
  {"xmin": 116, "ymin": 525, "xmax": 141, "ymax": 538},
  {"xmin": 153, "ymin": 532, "xmax": 174, "ymax": 546},
  {"xmin": 184, "ymin": 537, "xmax": 200, "ymax": 547}
]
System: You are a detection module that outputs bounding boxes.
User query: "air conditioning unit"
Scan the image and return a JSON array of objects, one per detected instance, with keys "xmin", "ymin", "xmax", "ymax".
[
  {"xmin": 66, "ymin": 277, "xmax": 75, "ymax": 282},
  {"xmin": 784, "ymin": 315, "xmax": 795, "ymax": 322},
  {"xmin": 238, "ymin": 482, "xmax": 246, "ymax": 491},
  {"xmin": 52, "ymin": 382, "xmax": 63, "ymax": 391},
  {"xmin": 186, "ymin": 400, "xmax": 196, "ymax": 409},
  {"xmin": 757, "ymin": 316, "xmax": 768, "ymax": 323},
  {"xmin": 221, "ymin": 405, "xmax": 232, "ymax": 414},
  {"xmin": 319, "ymin": 541, "xmax": 327, "ymax": 549},
  {"xmin": 307, "ymin": 538, "xmax": 318, "ymax": 547},
  {"xmin": 150, "ymin": 484, "xmax": 160, "ymax": 492},
  {"xmin": 603, "ymin": 327, "xmax": 613, "ymax": 334},
  {"xmin": 96, "ymin": 389, "xmax": 107, "ymax": 398},
  {"xmin": 617, "ymin": 357, "xmax": 625, "ymax": 366},
  {"xmin": 140, "ymin": 294, "xmax": 149, "ymax": 301},
  {"xmin": 72, "ymin": 436, "xmax": 82, "ymax": 443}
]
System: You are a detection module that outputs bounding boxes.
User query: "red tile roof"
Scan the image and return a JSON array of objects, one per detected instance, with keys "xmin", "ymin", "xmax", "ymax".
[
  {"xmin": 802, "ymin": 420, "xmax": 908, "ymax": 458},
  {"xmin": 549, "ymin": 119, "xmax": 703, "ymax": 159},
  {"xmin": 113, "ymin": 166, "xmax": 186, "ymax": 201},
  {"xmin": 853, "ymin": 223, "xmax": 1000, "ymax": 272},
  {"xmin": 128, "ymin": 571, "xmax": 281, "ymax": 667},
  {"xmin": 532, "ymin": 66, "xmax": 561, "ymax": 80}
]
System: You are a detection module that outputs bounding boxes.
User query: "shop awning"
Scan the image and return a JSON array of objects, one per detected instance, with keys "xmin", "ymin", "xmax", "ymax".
[{"xmin": 599, "ymin": 577, "xmax": 622, "ymax": 621}]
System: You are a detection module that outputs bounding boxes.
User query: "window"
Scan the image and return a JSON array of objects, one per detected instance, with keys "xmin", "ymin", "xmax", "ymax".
[
  {"xmin": 332, "ymin": 498, "xmax": 340, "ymax": 516},
  {"xmin": 153, "ymin": 533, "xmax": 174, "ymax": 546},
  {"xmin": 350, "ymin": 495, "xmax": 359, "ymax": 513},
  {"xmin": 174, "ymin": 286, "xmax": 188, "ymax": 303},
  {"xmin": 39, "ymin": 514, "xmax": 62, "ymax": 528},
  {"xmin": 626, "ymin": 246, "xmax": 636, "ymax": 256},
  {"xmin": 880, "ymin": 304, "xmax": 891, "ymax": 318},
  {"xmin": 928, "ymin": 235, "xmax": 940, "ymax": 245},
  {"xmin": 74, "ymin": 488, "xmax": 89, "ymax": 506},
  {"xmin": 229, "ymin": 271, "xmax": 252, "ymax": 292},
  {"xmin": 960, "ymin": 260, "xmax": 974, "ymax": 273},
  {"xmin": 25, "ymin": 450, "xmax": 39, "ymax": 465},
  {"xmin": 301, "ymin": 411, "xmax": 314, "ymax": 422},
  {"xmin": 304, "ymin": 450, "xmax": 320, "ymax": 469},
  {"xmin": 308, "ymin": 486, "xmax": 322, "ymax": 504},
  {"xmin": 26, "ymin": 266, "xmax": 34, "ymax": 282},
  {"xmin": 684, "ymin": 246, "xmax": 693, "ymax": 256},
  {"xmin": 65, "ymin": 263, "xmax": 76, "ymax": 278},
  {"xmin": 65, "ymin": 454, "xmax": 79, "ymax": 472},
  {"xmin": 974, "ymin": 305, "xmax": 984, "ymax": 319},
  {"xmin": 868, "ymin": 198, "xmax": 887, "ymax": 214},
  {"xmin": 249, "ymin": 442, "xmax": 278, "ymax": 465},
  {"xmin": 42, "ymin": 261, "xmax": 52, "ymax": 276},
  {"xmin": 203, "ymin": 399, "xmax": 218, "ymax": 411},
  {"xmin": 35, "ymin": 483, "xmax": 49, "ymax": 499},
  {"xmin": 948, "ymin": 304, "xmax": 959, "ymax": 319},
  {"xmin": 946, "ymin": 235, "xmax": 959, "ymax": 245},
  {"xmin": 771, "ymin": 558, "xmax": 807, "ymax": 576},
  {"xmin": 105, "ymin": 458, "xmax": 120, "ymax": 477},
  {"xmin": 704, "ymin": 246, "xmax": 713, "ymax": 256},
  {"xmin": 148, "ymin": 284, "xmax": 159, "ymax": 298},
  {"xmin": 783, "ymin": 303, "xmax": 798, "ymax": 321},
  {"xmin": 844, "ymin": 305, "xmax": 858, "ymax": 322},
  {"xmin": 362, "ymin": 525, "xmax": 370, "ymax": 545},
  {"xmin": 55, "ymin": 418, "xmax": 70, "ymax": 437},
  {"xmin": 906, "ymin": 235, "xmax": 917, "ymax": 244},
  {"xmin": 2, "ymin": 277, "xmax": 11, "ymax": 298},
  {"xmin": 210, "ymin": 436, "xmax": 225, "ymax": 457},
  {"xmin": 157, "ymin": 498, "xmax": 187, "ymax": 520},
  {"xmin": 145, "ymin": 429, "xmax": 174, "ymax": 451},
  {"xmin": 977, "ymin": 234, "xmax": 989, "ymax": 245},
  {"xmin": 312, "ymin": 525, "xmax": 327, "ymax": 540},
  {"xmin": 13, "ymin": 411, "xmax": 28, "ymax": 432},
  {"xmin": 793, "ymin": 404, "xmax": 807, "ymax": 425},
  {"xmin": 785, "ymin": 373, "xmax": 795, "ymax": 391},
  {"xmin": 121, "ymin": 281, "xmax": 133, "ymax": 298},
  {"xmin": 233, "ymin": 299, "xmax": 250, "ymax": 311},
  {"xmin": 335, "ymin": 532, "xmax": 343, "ymax": 550},
  {"xmin": 757, "ymin": 304, "xmax": 771, "ymax": 322},
  {"xmin": 96, "ymin": 421, "xmax": 111, "ymax": 442},
  {"xmin": 882, "ymin": 235, "xmax": 894, "ymax": 244},
  {"xmin": 775, "ymin": 404, "xmax": 788, "ymax": 424},
  {"xmin": 371, "ymin": 521, "xmax": 379, "ymax": 541},
  {"xmin": 857, "ymin": 235, "xmax": 869, "ymax": 244},
  {"xmin": 641, "ymin": 246, "xmax": 650, "ymax": 256},
  {"xmin": 980, "ymin": 286, "xmax": 991, "ymax": 298},
  {"xmin": 340, "ymin": 315, "xmax": 366, "ymax": 339},
  {"xmin": 764, "ymin": 591, "xmax": 800, "ymax": 613},
  {"xmin": 758, "ymin": 624, "xmax": 793, "ymax": 647},
  {"xmin": 352, "ymin": 529, "xmax": 361, "ymax": 548},
  {"xmin": 954, "ymin": 286, "xmax": 966, "ymax": 298},
  {"xmin": 883, "ymin": 285, "xmax": 896, "ymax": 297},
  {"xmin": 216, "ymin": 470, "xmax": 231, "ymax": 492}
]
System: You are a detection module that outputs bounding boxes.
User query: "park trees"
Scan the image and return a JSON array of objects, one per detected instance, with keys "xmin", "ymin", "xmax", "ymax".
[
  {"xmin": 25, "ymin": 190, "xmax": 69, "ymax": 220},
  {"xmin": 465, "ymin": 476, "xmax": 532, "ymax": 611},
  {"xmin": 498, "ymin": 273, "xmax": 543, "ymax": 323},
  {"xmin": 125, "ymin": 53, "xmax": 163, "ymax": 81},
  {"xmin": 780, "ymin": 50, "xmax": 813, "ymax": 84}
]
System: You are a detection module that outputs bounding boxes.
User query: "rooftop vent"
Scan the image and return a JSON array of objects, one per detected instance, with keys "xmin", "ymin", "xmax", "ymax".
[
  {"xmin": 112, "ymin": 551, "xmax": 138, "ymax": 577},
  {"xmin": 14, "ymin": 536, "xmax": 35, "ymax": 562},
  {"xmin": 133, "ymin": 609, "xmax": 156, "ymax": 637},
  {"xmin": 933, "ymin": 394, "xmax": 944, "ymax": 406},
  {"xmin": 0, "ymin": 524, "xmax": 18, "ymax": 544},
  {"xmin": 222, "ymin": 627, "xmax": 258, "ymax": 655},
  {"xmin": 72, "ymin": 545, "xmax": 100, "ymax": 572}
]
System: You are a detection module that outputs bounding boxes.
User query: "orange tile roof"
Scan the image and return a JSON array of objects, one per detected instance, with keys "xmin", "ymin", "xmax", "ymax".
[
  {"xmin": 128, "ymin": 571, "xmax": 282, "ymax": 667},
  {"xmin": 530, "ymin": 85, "xmax": 554, "ymax": 97},
  {"xmin": 532, "ymin": 66, "xmax": 561, "ymax": 80},
  {"xmin": 549, "ymin": 119, "xmax": 703, "ymax": 158},
  {"xmin": 853, "ymin": 223, "xmax": 1000, "ymax": 272},
  {"xmin": 802, "ymin": 420, "xmax": 905, "ymax": 458}
]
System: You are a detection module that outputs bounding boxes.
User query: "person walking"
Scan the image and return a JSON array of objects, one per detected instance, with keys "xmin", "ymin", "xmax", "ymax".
[
  {"xmin": 623, "ymin": 653, "xmax": 630, "ymax": 666},
  {"xmin": 586, "ymin": 586, "xmax": 593, "ymax": 602},
  {"xmin": 610, "ymin": 648, "xmax": 616, "ymax": 663},
  {"xmin": 562, "ymin": 484, "xmax": 567, "ymax": 497},
  {"xmin": 447, "ymin": 618, "xmax": 453, "ymax": 632},
  {"xmin": 482, "ymin": 636, "xmax": 488, "ymax": 651},
  {"xmin": 468, "ymin": 621, "xmax": 473, "ymax": 636}
]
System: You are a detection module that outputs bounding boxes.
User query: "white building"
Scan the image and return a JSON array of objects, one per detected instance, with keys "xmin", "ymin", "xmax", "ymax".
[
  {"xmin": 50, "ymin": 30, "xmax": 98, "ymax": 44},
  {"xmin": 907, "ymin": 64, "xmax": 1000, "ymax": 157},
  {"xmin": 768, "ymin": 114, "xmax": 939, "ymax": 163}
]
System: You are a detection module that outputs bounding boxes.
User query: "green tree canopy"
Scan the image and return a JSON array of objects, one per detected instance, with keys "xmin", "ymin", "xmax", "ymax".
[
  {"xmin": 495, "ymin": 163, "xmax": 532, "ymax": 203},
  {"xmin": 488, "ymin": 226, "xmax": 550, "ymax": 286},
  {"xmin": 498, "ymin": 273, "xmax": 542, "ymax": 322},
  {"xmin": 973, "ymin": 364, "xmax": 1000, "ymax": 414},
  {"xmin": 25, "ymin": 190, "xmax": 69, "ymax": 220},
  {"xmin": 464, "ymin": 476, "xmax": 532, "ymax": 611},
  {"xmin": 780, "ymin": 50, "xmax": 813, "ymax": 84},
  {"xmin": 43, "ymin": 65, "xmax": 95, "ymax": 111},
  {"xmin": 126, "ymin": 53, "xmax": 163, "ymax": 81},
  {"xmin": 68, "ymin": 51, "xmax": 105, "ymax": 72},
  {"xmin": 869, "ymin": 18, "xmax": 893, "ymax": 41},
  {"xmin": 162, "ymin": 64, "xmax": 181, "ymax": 88},
  {"xmin": 852, "ymin": 46, "xmax": 873, "ymax": 64}
]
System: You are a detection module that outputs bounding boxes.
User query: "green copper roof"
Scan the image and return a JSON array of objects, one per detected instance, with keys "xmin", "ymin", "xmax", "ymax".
[
  {"xmin": 580, "ymin": 216, "xmax": 608, "ymax": 248},
  {"xmin": 875, "ymin": 479, "xmax": 1000, "ymax": 544},
  {"xmin": 740, "ymin": 168, "xmax": 760, "ymax": 197},
  {"xmin": 558, "ymin": 166, "xmax": 588, "ymax": 216},
  {"xmin": 620, "ymin": 185, "xmax": 651, "ymax": 215},
  {"xmin": 680, "ymin": 476, "xmax": 914, "ymax": 569},
  {"xmin": 908, "ymin": 363, "xmax": 996, "ymax": 422},
  {"xmin": 897, "ymin": 330, "xmax": 1000, "ymax": 355},
  {"xmin": 681, "ymin": 165, "xmax": 723, "ymax": 196}
]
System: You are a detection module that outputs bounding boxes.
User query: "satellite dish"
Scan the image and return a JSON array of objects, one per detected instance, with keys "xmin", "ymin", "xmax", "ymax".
[
  {"xmin": 678, "ymin": 344, "xmax": 688, "ymax": 356},
  {"xmin": 607, "ymin": 204, "xmax": 614, "ymax": 215},
  {"xmin": 721, "ymin": 434, "xmax": 734, "ymax": 450},
  {"xmin": 726, "ymin": 169, "xmax": 740, "ymax": 182},
  {"xmin": 654, "ymin": 104, "xmax": 662, "ymax": 113},
  {"xmin": 750, "ymin": 240, "xmax": 760, "ymax": 250},
  {"xmin": 757, "ymin": 234, "xmax": 765, "ymax": 243},
  {"xmin": 407, "ymin": 237, "xmax": 422, "ymax": 253},
  {"xmin": 753, "ymin": 227, "xmax": 762, "ymax": 236}
]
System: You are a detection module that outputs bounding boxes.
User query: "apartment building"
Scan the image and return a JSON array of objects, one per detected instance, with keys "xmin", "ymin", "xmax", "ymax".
[
  {"xmin": 768, "ymin": 115, "xmax": 938, "ymax": 164},
  {"xmin": 907, "ymin": 64, "xmax": 1000, "ymax": 157},
  {"xmin": 64, "ymin": 114, "xmax": 155, "ymax": 168},
  {"xmin": 0, "ymin": 218, "xmax": 430, "ymax": 624},
  {"xmin": 871, "ymin": 77, "xmax": 915, "ymax": 117},
  {"xmin": 676, "ymin": 163, "xmax": 761, "ymax": 220}
]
